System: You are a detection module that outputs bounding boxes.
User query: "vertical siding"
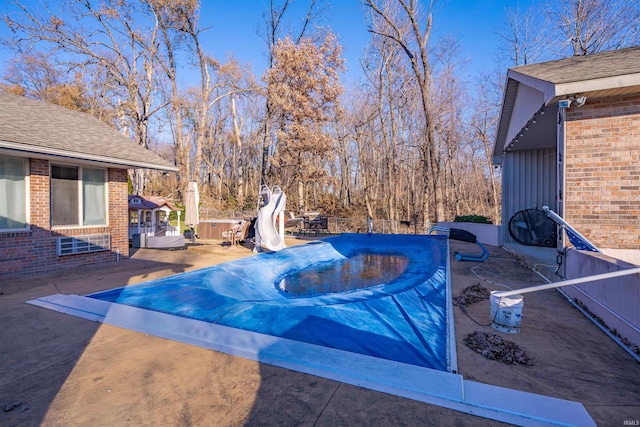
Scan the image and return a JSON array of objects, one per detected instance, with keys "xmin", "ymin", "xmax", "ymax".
[{"xmin": 502, "ymin": 148, "xmax": 557, "ymax": 242}]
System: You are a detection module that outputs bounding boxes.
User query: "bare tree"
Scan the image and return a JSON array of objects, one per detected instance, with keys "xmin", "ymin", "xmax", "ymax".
[
  {"xmin": 2, "ymin": 0, "xmax": 168, "ymax": 194},
  {"xmin": 150, "ymin": 0, "xmax": 256, "ymax": 202},
  {"xmin": 332, "ymin": 107, "xmax": 355, "ymax": 211},
  {"xmin": 359, "ymin": 35, "xmax": 410, "ymax": 223},
  {"xmin": 497, "ymin": 3, "xmax": 548, "ymax": 66},
  {"xmin": 149, "ymin": 0, "xmax": 193, "ymax": 199},
  {"xmin": 430, "ymin": 36, "xmax": 469, "ymax": 218},
  {"xmin": 3, "ymin": 52, "xmax": 88, "ymax": 111},
  {"xmin": 364, "ymin": 0, "xmax": 444, "ymax": 228},
  {"xmin": 548, "ymin": 0, "xmax": 640, "ymax": 56},
  {"xmin": 0, "ymin": 1, "xmax": 511, "ymax": 223},
  {"xmin": 470, "ymin": 74, "xmax": 501, "ymax": 223}
]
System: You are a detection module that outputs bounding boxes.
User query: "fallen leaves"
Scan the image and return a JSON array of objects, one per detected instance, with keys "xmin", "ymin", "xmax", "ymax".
[{"xmin": 464, "ymin": 331, "xmax": 533, "ymax": 365}]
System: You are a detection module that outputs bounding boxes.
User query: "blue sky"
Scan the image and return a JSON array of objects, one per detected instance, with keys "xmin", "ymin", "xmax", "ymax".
[
  {"xmin": 0, "ymin": 0, "xmax": 535, "ymax": 86},
  {"xmin": 202, "ymin": 0, "xmax": 536, "ymax": 83}
]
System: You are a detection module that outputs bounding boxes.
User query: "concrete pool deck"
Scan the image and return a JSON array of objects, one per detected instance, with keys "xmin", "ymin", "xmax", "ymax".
[{"xmin": 1, "ymin": 238, "xmax": 639, "ymax": 426}]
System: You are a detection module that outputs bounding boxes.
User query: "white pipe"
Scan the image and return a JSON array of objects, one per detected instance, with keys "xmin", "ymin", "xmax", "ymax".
[{"xmin": 495, "ymin": 267, "xmax": 640, "ymax": 298}]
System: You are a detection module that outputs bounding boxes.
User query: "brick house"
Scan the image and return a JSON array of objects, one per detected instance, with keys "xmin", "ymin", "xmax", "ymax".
[
  {"xmin": 493, "ymin": 46, "xmax": 640, "ymax": 259},
  {"xmin": 0, "ymin": 91, "xmax": 177, "ymax": 276},
  {"xmin": 492, "ymin": 47, "xmax": 640, "ymax": 348}
]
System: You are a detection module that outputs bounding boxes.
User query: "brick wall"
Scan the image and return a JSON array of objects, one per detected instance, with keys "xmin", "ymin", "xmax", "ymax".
[
  {"xmin": 0, "ymin": 159, "xmax": 130, "ymax": 276},
  {"xmin": 564, "ymin": 93, "xmax": 640, "ymax": 249}
]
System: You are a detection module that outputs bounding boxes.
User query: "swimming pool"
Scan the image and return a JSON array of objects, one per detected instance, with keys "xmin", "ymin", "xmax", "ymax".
[
  {"xmin": 89, "ymin": 233, "xmax": 454, "ymax": 371},
  {"xmin": 27, "ymin": 233, "xmax": 598, "ymax": 425}
]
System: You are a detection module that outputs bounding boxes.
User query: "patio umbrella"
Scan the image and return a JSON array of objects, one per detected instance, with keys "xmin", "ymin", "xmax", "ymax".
[{"xmin": 184, "ymin": 181, "xmax": 199, "ymax": 230}]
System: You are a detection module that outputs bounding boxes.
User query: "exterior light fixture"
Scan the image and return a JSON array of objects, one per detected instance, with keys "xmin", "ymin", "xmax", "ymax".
[{"xmin": 573, "ymin": 96, "xmax": 586, "ymax": 107}]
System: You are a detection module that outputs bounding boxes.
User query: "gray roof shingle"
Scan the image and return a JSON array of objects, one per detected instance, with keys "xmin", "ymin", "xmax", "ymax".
[
  {"xmin": 511, "ymin": 45, "xmax": 640, "ymax": 85},
  {"xmin": 0, "ymin": 91, "xmax": 176, "ymax": 171}
]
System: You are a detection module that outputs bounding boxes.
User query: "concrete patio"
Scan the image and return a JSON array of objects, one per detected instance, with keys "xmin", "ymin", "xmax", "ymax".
[{"xmin": 1, "ymin": 238, "xmax": 639, "ymax": 426}]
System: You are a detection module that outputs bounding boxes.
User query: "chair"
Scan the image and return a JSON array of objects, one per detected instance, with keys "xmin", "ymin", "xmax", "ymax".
[
  {"xmin": 299, "ymin": 214, "xmax": 329, "ymax": 236},
  {"xmin": 222, "ymin": 221, "xmax": 249, "ymax": 245},
  {"xmin": 284, "ymin": 212, "xmax": 303, "ymax": 229}
]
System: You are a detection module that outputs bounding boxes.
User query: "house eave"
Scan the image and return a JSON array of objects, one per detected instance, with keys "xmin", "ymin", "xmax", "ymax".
[
  {"xmin": 507, "ymin": 69, "xmax": 557, "ymax": 103},
  {"xmin": 508, "ymin": 70, "xmax": 640, "ymax": 103},
  {"xmin": 551, "ymin": 73, "xmax": 640, "ymax": 101},
  {"xmin": 493, "ymin": 74, "xmax": 551, "ymax": 163},
  {"xmin": 492, "ymin": 69, "xmax": 640, "ymax": 164},
  {"xmin": 0, "ymin": 141, "xmax": 178, "ymax": 172}
]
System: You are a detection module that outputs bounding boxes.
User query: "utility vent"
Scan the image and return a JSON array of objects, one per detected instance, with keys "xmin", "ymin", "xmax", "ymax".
[{"xmin": 56, "ymin": 234, "xmax": 111, "ymax": 256}]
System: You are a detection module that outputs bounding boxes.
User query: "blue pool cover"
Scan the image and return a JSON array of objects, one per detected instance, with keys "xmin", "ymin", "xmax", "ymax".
[{"xmin": 89, "ymin": 234, "xmax": 451, "ymax": 371}]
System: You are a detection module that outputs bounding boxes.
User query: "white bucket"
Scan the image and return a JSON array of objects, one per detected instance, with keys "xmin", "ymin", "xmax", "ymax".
[{"xmin": 490, "ymin": 291, "xmax": 524, "ymax": 334}]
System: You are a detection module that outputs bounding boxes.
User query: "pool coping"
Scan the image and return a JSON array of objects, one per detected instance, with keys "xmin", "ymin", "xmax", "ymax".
[
  {"xmin": 28, "ymin": 293, "xmax": 595, "ymax": 426},
  {"xmin": 445, "ymin": 238, "xmax": 458, "ymax": 374}
]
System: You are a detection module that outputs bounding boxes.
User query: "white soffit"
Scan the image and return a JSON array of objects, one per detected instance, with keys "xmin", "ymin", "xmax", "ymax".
[
  {"xmin": 508, "ymin": 70, "xmax": 556, "ymax": 103},
  {"xmin": 554, "ymin": 72, "xmax": 640, "ymax": 98},
  {"xmin": 505, "ymin": 83, "xmax": 545, "ymax": 146}
]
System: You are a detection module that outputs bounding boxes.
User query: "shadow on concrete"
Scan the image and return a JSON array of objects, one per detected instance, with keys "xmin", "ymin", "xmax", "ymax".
[
  {"xmin": 243, "ymin": 324, "xmax": 498, "ymax": 426},
  {"xmin": 0, "ymin": 250, "xmax": 208, "ymax": 426},
  {"xmin": 242, "ymin": 364, "xmax": 508, "ymax": 426}
]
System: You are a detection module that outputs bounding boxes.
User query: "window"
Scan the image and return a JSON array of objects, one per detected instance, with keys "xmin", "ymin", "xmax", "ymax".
[
  {"xmin": 51, "ymin": 165, "xmax": 106, "ymax": 227},
  {"xmin": 0, "ymin": 157, "xmax": 28, "ymax": 230},
  {"xmin": 51, "ymin": 166, "xmax": 79, "ymax": 226},
  {"xmin": 130, "ymin": 211, "xmax": 139, "ymax": 226},
  {"xmin": 83, "ymin": 168, "xmax": 107, "ymax": 226}
]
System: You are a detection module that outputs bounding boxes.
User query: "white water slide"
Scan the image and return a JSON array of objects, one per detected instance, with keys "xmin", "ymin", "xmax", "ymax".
[{"xmin": 255, "ymin": 185, "xmax": 287, "ymax": 252}]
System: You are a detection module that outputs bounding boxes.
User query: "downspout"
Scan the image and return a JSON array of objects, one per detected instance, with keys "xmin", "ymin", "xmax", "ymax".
[
  {"xmin": 500, "ymin": 154, "xmax": 507, "ymax": 245},
  {"xmin": 556, "ymin": 101, "xmax": 567, "ymax": 277}
]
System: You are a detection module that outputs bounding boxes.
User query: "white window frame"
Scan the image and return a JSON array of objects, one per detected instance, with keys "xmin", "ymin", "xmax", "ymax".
[
  {"xmin": 50, "ymin": 164, "xmax": 108, "ymax": 229},
  {"xmin": 0, "ymin": 156, "xmax": 30, "ymax": 232}
]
